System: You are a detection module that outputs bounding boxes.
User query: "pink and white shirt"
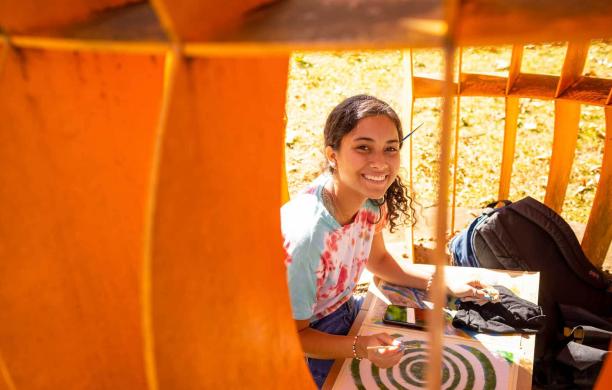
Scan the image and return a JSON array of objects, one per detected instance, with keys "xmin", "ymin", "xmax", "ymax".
[{"xmin": 281, "ymin": 175, "xmax": 384, "ymax": 321}]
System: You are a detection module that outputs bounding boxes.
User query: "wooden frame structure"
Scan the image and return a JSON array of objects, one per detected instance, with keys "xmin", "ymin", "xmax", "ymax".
[{"xmin": 0, "ymin": 1, "xmax": 610, "ymax": 389}]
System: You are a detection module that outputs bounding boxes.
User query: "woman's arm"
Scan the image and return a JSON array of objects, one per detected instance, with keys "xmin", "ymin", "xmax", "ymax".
[
  {"xmin": 295, "ymin": 319, "xmax": 356, "ymax": 359},
  {"xmin": 366, "ymin": 232, "xmax": 432, "ymax": 289},
  {"xmin": 366, "ymin": 232, "xmax": 489, "ymax": 300},
  {"xmin": 295, "ymin": 319, "xmax": 403, "ymax": 367}
]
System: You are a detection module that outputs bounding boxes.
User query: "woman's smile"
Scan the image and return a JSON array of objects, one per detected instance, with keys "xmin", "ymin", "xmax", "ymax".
[
  {"xmin": 326, "ymin": 115, "xmax": 401, "ymax": 202},
  {"xmin": 361, "ymin": 173, "xmax": 390, "ymax": 187}
]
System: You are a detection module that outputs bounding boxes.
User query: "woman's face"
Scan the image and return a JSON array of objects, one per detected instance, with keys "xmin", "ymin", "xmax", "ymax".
[{"xmin": 327, "ymin": 115, "xmax": 401, "ymax": 200}]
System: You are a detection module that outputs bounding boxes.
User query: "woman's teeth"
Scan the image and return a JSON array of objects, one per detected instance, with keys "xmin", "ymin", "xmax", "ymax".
[{"xmin": 363, "ymin": 174, "xmax": 386, "ymax": 182}]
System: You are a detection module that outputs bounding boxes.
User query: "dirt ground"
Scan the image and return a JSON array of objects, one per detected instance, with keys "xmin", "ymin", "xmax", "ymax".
[{"xmin": 284, "ymin": 41, "xmax": 612, "ymax": 273}]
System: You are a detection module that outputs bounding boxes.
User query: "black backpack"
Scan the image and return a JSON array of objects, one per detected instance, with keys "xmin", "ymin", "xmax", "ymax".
[{"xmin": 448, "ymin": 197, "xmax": 612, "ymax": 361}]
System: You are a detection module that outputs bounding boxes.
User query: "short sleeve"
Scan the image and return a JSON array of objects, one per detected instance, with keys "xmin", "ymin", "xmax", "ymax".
[{"xmin": 285, "ymin": 240, "xmax": 319, "ymax": 320}]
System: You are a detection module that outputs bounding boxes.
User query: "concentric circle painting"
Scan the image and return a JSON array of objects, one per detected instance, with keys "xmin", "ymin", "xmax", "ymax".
[{"xmin": 332, "ymin": 325, "xmax": 518, "ymax": 389}]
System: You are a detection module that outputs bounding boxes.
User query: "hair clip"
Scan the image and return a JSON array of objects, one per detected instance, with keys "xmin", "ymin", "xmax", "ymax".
[{"xmin": 402, "ymin": 122, "xmax": 424, "ymax": 142}]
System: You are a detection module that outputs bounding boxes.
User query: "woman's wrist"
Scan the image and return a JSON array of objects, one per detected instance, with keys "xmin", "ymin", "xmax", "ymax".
[
  {"xmin": 425, "ymin": 272, "xmax": 454, "ymax": 296},
  {"xmin": 351, "ymin": 335, "xmax": 362, "ymax": 360},
  {"xmin": 352, "ymin": 335, "xmax": 368, "ymax": 360}
]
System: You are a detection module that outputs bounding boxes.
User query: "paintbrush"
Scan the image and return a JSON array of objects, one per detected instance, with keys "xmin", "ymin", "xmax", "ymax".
[
  {"xmin": 402, "ymin": 122, "xmax": 424, "ymax": 142},
  {"xmin": 366, "ymin": 344, "xmax": 419, "ymax": 352}
]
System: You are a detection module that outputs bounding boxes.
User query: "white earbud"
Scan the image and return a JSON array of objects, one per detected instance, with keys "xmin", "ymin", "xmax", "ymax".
[{"xmin": 329, "ymin": 160, "xmax": 336, "ymax": 168}]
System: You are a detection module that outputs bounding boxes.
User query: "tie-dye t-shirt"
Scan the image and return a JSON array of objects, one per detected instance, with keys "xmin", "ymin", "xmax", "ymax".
[{"xmin": 281, "ymin": 175, "xmax": 384, "ymax": 322}]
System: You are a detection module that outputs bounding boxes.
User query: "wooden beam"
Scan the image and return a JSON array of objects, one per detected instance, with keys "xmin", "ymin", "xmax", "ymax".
[
  {"xmin": 413, "ymin": 76, "xmax": 455, "ymax": 98},
  {"xmin": 555, "ymin": 40, "xmax": 590, "ymax": 98},
  {"xmin": 498, "ymin": 97, "xmax": 520, "ymax": 200},
  {"xmin": 150, "ymin": 55, "xmax": 313, "ymax": 388},
  {"xmin": 509, "ymin": 73, "xmax": 559, "ymax": 99},
  {"xmin": 414, "ymin": 71, "xmax": 611, "ymax": 106},
  {"xmin": 544, "ymin": 100, "xmax": 582, "ymax": 213},
  {"xmin": 506, "ymin": 45, "xmax": 524, "ymax": 95},
  {"xmin": 559, "ymin": 76, "xmax": 612, "ymax": 106},
  {"xmin": 460, "ymin": 73, "xmax": 507, "ymax": 96},
  {"xmin": 582, "ymin": 106, "xmax": 612, "ymax": 268},
  {"xmin": 498, "ymin": 43, "xmax": 523, "ymax": 200},
  {"xmin": 451, "ymin": 48, "xmax": 463, "ymax": 232},
  {"xmin": 428, "ymin": 0, "xmax": 459, "ymax": 385},
  {"xmin": 457, "ymin": 0, "xmax": 612, "ymax": 46},
  {"xmin": 408, "ymin": 49, "xmax": 416, "ymax": 257}
]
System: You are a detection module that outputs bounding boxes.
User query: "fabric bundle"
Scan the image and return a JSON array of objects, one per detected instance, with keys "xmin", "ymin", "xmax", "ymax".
[{"xmin": 452, "ymin": 285, "xmax": 546, "ymax": 334}]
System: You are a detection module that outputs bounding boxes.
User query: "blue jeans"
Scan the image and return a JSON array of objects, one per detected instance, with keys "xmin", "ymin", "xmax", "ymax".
[{"xmin": 308, "ymin": 296, "xmax": 364, "ymax": 388}]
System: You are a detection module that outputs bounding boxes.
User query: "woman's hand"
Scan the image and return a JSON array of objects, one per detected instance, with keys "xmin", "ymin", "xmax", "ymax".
[
  {"xmin": 447, "ymin": 279, "xmax": 489, "ymax": 300},
  {"xmin": 355, "ymin": 333, "xmax": 403, "ymax": 368}
]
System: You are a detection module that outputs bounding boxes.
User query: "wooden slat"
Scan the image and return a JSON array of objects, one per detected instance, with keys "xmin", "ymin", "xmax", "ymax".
[
  {"xmin": 608, "ymin": 86, "xmax": 612, "ymax": 105},
  {"xmin": 544, "ymin": 100, "xmax": 581, "ymax": 213},
  {"xmin": 427, "ymin": 37, "xmax": 456, "ymax": 390},
  {"xmin": 413, "ymin": 76, "xmax": 453, "ymax": 98},
  {"xmin": 0, "ymin": 0, "xmax": 138, "ymax": 33},
  {"xmin": 408, "ymin": 50, "xmax": 416, "ymax": 256},
  {"xmin": 403, "ymin": 74, "xmax": 611, "ymax": 105},
  {"xmin": 460, "ymin": 73, "xmax": 507, "ymax": 96},
  {"xmin": 451, "ymin": 48, "xmax": 463, "ymax": 232},
  {"xmin": 509, "ymin": 73, "xmax": 559, "ymax": 99},
  {"xmin": 506, "ymin": 45, "xmax": 524, "ymax": 94},
  {"xmin": 559, "ymin": 76, "xmax": 612, "ymax": 106},
  {"xmin": 498, "ymin": 97, "xmax": 520, "ymax": 200},
  {"xmin": 151, "ymin": 55, "xmax": 313, "ymax": 388},
  {"xmin": 499, "ymin": 44, "xmax": 523, "ymax": 199},
  {"xmin": 457, "ymin": 0, "xmax": 612, "ymax": 45},
  {"xmin": 0, "ymin": 46, "xmax": 164, "ymax": 390},
  {"xmin": 555, "ymin": 40, "xmax": 589, "ymax": 97},
  {"xmin": 582, "ymin": 106, "xmax": 612, "ymax": 268}
]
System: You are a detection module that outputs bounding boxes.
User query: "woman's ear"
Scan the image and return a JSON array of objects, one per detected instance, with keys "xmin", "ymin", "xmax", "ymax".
[{"xmin": 324, "ymin": 146, "xmax": 336, "ymax": 168}]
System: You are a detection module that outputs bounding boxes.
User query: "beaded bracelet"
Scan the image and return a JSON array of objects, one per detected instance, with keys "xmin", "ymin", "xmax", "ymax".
[{"xmin": 352, "ymin": 335, "xmax": 362, "ymax": 360}]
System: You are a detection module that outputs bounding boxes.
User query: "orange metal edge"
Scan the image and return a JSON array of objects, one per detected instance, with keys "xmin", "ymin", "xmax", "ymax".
[{"xmin": 141, "ymin": 47, "xmax": 181, "ymax": 390}]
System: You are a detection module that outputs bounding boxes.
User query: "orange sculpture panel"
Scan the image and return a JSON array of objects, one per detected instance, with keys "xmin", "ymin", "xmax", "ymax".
[{"xmin": 0, "ymin": 47, "xmax": 164, "ymax": 389}]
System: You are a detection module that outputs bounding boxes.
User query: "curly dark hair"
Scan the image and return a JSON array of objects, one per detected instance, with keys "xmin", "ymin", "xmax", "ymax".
[{"xmin": 323, "ymin": 94, "xmax": 415, "ymax": 232}]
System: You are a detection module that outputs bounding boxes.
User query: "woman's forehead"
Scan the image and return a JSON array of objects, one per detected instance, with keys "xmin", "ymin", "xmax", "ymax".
[{"xmin": 348, "ymin": 115, "xmax": 399, "ymax": 141}]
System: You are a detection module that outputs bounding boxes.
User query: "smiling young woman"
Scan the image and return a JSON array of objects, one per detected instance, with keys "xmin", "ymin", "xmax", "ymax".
[{"xmin": 281, "ymin": 95, "xmax": 487, "ymax": 388}]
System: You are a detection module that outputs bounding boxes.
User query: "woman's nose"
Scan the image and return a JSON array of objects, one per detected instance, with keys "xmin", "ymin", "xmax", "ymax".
[{"xmin": 368, "ymin": 154, "xmax": 388, "ymax": 169}]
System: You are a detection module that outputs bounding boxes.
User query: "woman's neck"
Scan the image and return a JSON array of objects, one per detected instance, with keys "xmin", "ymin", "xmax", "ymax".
[{"xmin": 326, "ymin": 177, "xmax": 367, "ymax": 225}]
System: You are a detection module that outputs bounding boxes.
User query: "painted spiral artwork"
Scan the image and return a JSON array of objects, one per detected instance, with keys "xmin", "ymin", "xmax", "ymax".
[{"xmin": 333, "ymin": 326, "xmax": 515, "ymax": 390}]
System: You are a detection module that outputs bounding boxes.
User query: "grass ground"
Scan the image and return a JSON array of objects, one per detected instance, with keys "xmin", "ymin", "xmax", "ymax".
[{"xmin": 284, "ymin": 41, "xmax": 611, "ymax": 271}]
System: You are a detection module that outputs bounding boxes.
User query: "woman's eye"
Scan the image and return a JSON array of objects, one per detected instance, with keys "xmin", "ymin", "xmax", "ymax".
[
  {"xmin": 385, "ymin": 147, "xmax": 398, "ymax": 153},
  {"xmin": 356, "ymin": 145, "xmax": 370, "ymax": 151}
]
